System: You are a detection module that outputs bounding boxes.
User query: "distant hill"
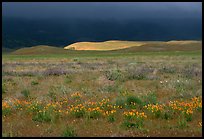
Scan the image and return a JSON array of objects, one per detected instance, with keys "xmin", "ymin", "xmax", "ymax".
[
  {"xmin": 64, "ymin": 40, "xmax": 201, "ymax": 51},
  {"xmin": 64, "ymin": 40, "xmax": 147, "ymax": 50},
  {"xmin": 11, "ymin": 45, "xmax": 68, "ymax": 55},
  {"xmin": 11, "ymin": 40, "xmax": 201, "ymax": 55},
  {"xmin": 2, "ymin": 47, "xmax": 15, "ymax": 54},
  {"xmin": 116, "ymin": 40, "xmax": 202, "ymax": 52}
]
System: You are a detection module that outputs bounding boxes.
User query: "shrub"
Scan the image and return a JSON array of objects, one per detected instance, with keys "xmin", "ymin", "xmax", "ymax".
[
  {"xmin": 159, "ymin": 66, "xmax": 176, "ymax": 74},
  {"xmin": 88, "ymin": 109, "xmax": 102, "ymax": 119},
  {"xmin": 2, "ymin": 108, "xmax": 12, "ymax": 116},
  {"xmin": 163, "ymin": 111, "xmax": 173, "ymax": 120},
  {"xmin": 32, "ymin": 106, "xmax": 58, "ymax": 123},
  {"xmin": 81, "ymin": 87, "xmax": 90, "ymax": 95},
  {"xmin": 48, "ymin": 87, "xmax": 57, "ymax": 102},
  {"xmin": 174, "ymin": 81, "xmax": 186, "ymax": 94},
  {"xmin": 64, "ymin": 75, "xmax": 72, "ymax": 84},
  {"xmin": 125, "ymin": 65, "xmax": 153, "ymax": 80},
  {"xmin": 107, "ymin": 115, "xmax": 116, "ymax": 123},
  {"xmin": 31, "ymin": 80, "xmax": 39, "ymax": 86},
  {"xmin": 21, "ymin": 89, "xmax": 30, "ymax": 98},
  {"xmin": 62, "ymin": 126, "xmax": 77, "ymax": 137},
  {"xmin": 100, "ymin": 85, "xmax": 118, "ymax": 93},
  {"xmin": 58, "ymin": 85, "xmax": 68, "ymax": 95},
  {"xmin": 122, "ymin": 120, "xmax": 146, "ymax": 129},
  {"xmin": 105, "ymin": 68, "xmax": 124, "ymax": 81},
  {"xmin": 126, "ymin": 95, "xmax": 143, "ymax": 106},
  {"xmin": 44, "ymin": 68, "xmax": 66, "ymax": 76},
  {"xmin": 142, "ymin": 91, "xmax": 158, "ymax": 105},
  {"xmin": 181, "ymin": 65, "xmax": 202, "ymax": 79},
  {"xmin": 32, "ymin": 111, "xmax": 52, "ymax": 122},
  {"xmin": 71, "ymin": 110, "xmax": 85, "ymax": 118},
  {"xmin": 73, "ymin": 58, "xmax": 78, "ymax": 62},
  {"xmin": 177, "ymin": 116, "xmax": 188, "ymax": 129},
  {"xmin": 184, "ymin": 112, "xmax": 193, "ymax": 122},
  {"xmin": 115, "ymin": 97, "xmax": 126, "ymax": 108}
]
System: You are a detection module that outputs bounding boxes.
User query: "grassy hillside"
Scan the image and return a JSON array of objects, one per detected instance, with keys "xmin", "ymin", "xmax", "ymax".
[
  {"xmin": 116, "ymin": 40, "xmax": 202, "ymax": 52},
  {"xmin": 64, "ymin": 40, "xmax": 201, "ymax": 51},
  {"xmin": 11, "ymin": 45, "xmax": 68, "ymax": 55},
  {"xmin": 64, "ymin": 40, "xmax": 147, "ymax": 50},
  {"xmin": 11, "ymin": 40, "xmax": 202, "ymax": 55},
  {"xmin": 2, "ymin": 47, "xmax": 15, "ymax": 54}
]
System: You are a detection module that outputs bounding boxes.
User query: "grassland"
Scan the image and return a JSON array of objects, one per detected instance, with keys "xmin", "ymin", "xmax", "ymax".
[
  {"xmin": 64, "ymin": 40, "xmax": 146, "ymax": 50},
  {"xmin": 10, "ymin": 40, "xmax": 202, "ymax": 55},
  {"xmin": 2, "ymin": 49, "xmax": 202, "ymax": 137},
  {"xmin": 64, "ymin": 40, "xmax": 201, "ymax": 51}
]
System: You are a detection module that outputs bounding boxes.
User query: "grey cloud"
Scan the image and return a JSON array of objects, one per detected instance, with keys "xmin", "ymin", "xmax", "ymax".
[{"xmin": 2, "ymin": 2, "xmax": 202, "ymax": 20}]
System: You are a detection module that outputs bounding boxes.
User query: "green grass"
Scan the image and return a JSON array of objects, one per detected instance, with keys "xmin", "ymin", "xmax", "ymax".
[
  {"xmin": 62, "ymin": 126, "xmax": 77, "ymax": 137},
  {"xmin": 21, "ymin": 89, "xmax": 31, "ymax": 98},
  {"xmin": 126, "ymin": 95, "xmax": 144, "ymax": 107},
  {"xmin": 2, "ymin": 50, "xmax": 201, "ymax": 60}
]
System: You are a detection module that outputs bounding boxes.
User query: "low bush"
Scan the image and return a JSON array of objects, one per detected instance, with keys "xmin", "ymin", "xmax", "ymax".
[
  {"xmin": 125, "ymin": 65, "xmax": 153, "ymax": 80},
  {"xmin": 105, "ymin": 68, "xmax": 124, "ymax": 81},
  {"xmin": 115, "ymin": 97, "xmax": 126, "ymax": 108},
  {"xmin": 62, "ymin": 126, "xmax": 77, "ymax": 137},
  {"xmin": 21, "ymin": 89, "xmax": 30, "ymax": 98},
  {"xmin": 126, "ymin": 95, "xmax": 144, "ymax": 107},
  {"xmin": 31, "ymin": 80, "xmax": 39, "ymax": 86},
  {"xmin": 32, "ymin": 111, "xmax": 52, "ymax": 122},
  {"xmin": 142, "ymin": 91, "xmax": 158, "ymax": 105}
]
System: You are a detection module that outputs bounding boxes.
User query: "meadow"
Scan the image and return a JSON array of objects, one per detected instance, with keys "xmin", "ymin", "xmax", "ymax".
[{"xmin": 2, "ymin": 50, "xmax": 202, "ymax": 137}]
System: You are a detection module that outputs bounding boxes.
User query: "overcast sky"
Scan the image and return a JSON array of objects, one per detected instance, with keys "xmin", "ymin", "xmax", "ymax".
[{"xmin": 2, "ymin": 2, "xmax": 202, "ymax": 20}]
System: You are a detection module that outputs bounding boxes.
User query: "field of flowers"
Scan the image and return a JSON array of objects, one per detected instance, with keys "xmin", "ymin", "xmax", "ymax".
[
  {"xmin": 2, "ymin": 94, "xmax": 202, "ymax": 136},
  {"xmin": 2, "ymin": 52, "xmax": 202, "ymax": 137}
]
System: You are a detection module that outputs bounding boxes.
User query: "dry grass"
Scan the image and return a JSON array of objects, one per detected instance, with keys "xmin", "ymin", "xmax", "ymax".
[
  {"xmin": 64, "ymin": 40, "xmax": 145, "ymax": 50},
  {"xmin": 64, "ymin": 40, "xmax": 201, "ymax": 51}
]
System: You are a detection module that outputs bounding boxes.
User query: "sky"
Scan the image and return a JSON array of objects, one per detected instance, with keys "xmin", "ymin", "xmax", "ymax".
[{"xmin": 2, "ymin": 2, "xmax": 202, "ymax": 20}]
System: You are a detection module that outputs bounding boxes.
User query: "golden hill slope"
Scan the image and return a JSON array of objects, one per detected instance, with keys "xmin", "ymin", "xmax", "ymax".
[
  {"xmin": 64, "ymin": 40, "xmax": 201, "ymax": 51},
  {"xmin": 64, "ymin": 40, "xmax": 146, "ymax": 50},
  {"xmin": 117, "ymin": 40, "xmax": 202, "ymax": 52}
]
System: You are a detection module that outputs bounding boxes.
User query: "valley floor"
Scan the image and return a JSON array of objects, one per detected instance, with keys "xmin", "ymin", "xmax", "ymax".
[{"xmin": 2, "ymin": 51, "xmax": 202, "ymax": 137}]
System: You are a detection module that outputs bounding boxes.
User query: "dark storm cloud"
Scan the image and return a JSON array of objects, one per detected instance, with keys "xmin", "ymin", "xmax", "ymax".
[{"xmin": 2, "ymin": 2, "xmax": 202, "ymax": 20}]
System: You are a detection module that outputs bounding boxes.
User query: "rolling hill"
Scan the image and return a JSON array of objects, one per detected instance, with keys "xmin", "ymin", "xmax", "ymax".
[
  {"xmin": 11, "ymin": 40, "xmax": 202, "ymax": 55},
  {"xmin": 64, "ymin": 40, "xmax": 201, "ymax": 51},
  {"xmin": 11, "ymin": 45, "xmax": 68, "ymax": 55},
  {"xmin": 116, "ymin": 40, "xmax": 202, "ymax": 52},
  {"xmin": 64, "ymin": 40, "xmax": 147, "ymax": 50}
]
